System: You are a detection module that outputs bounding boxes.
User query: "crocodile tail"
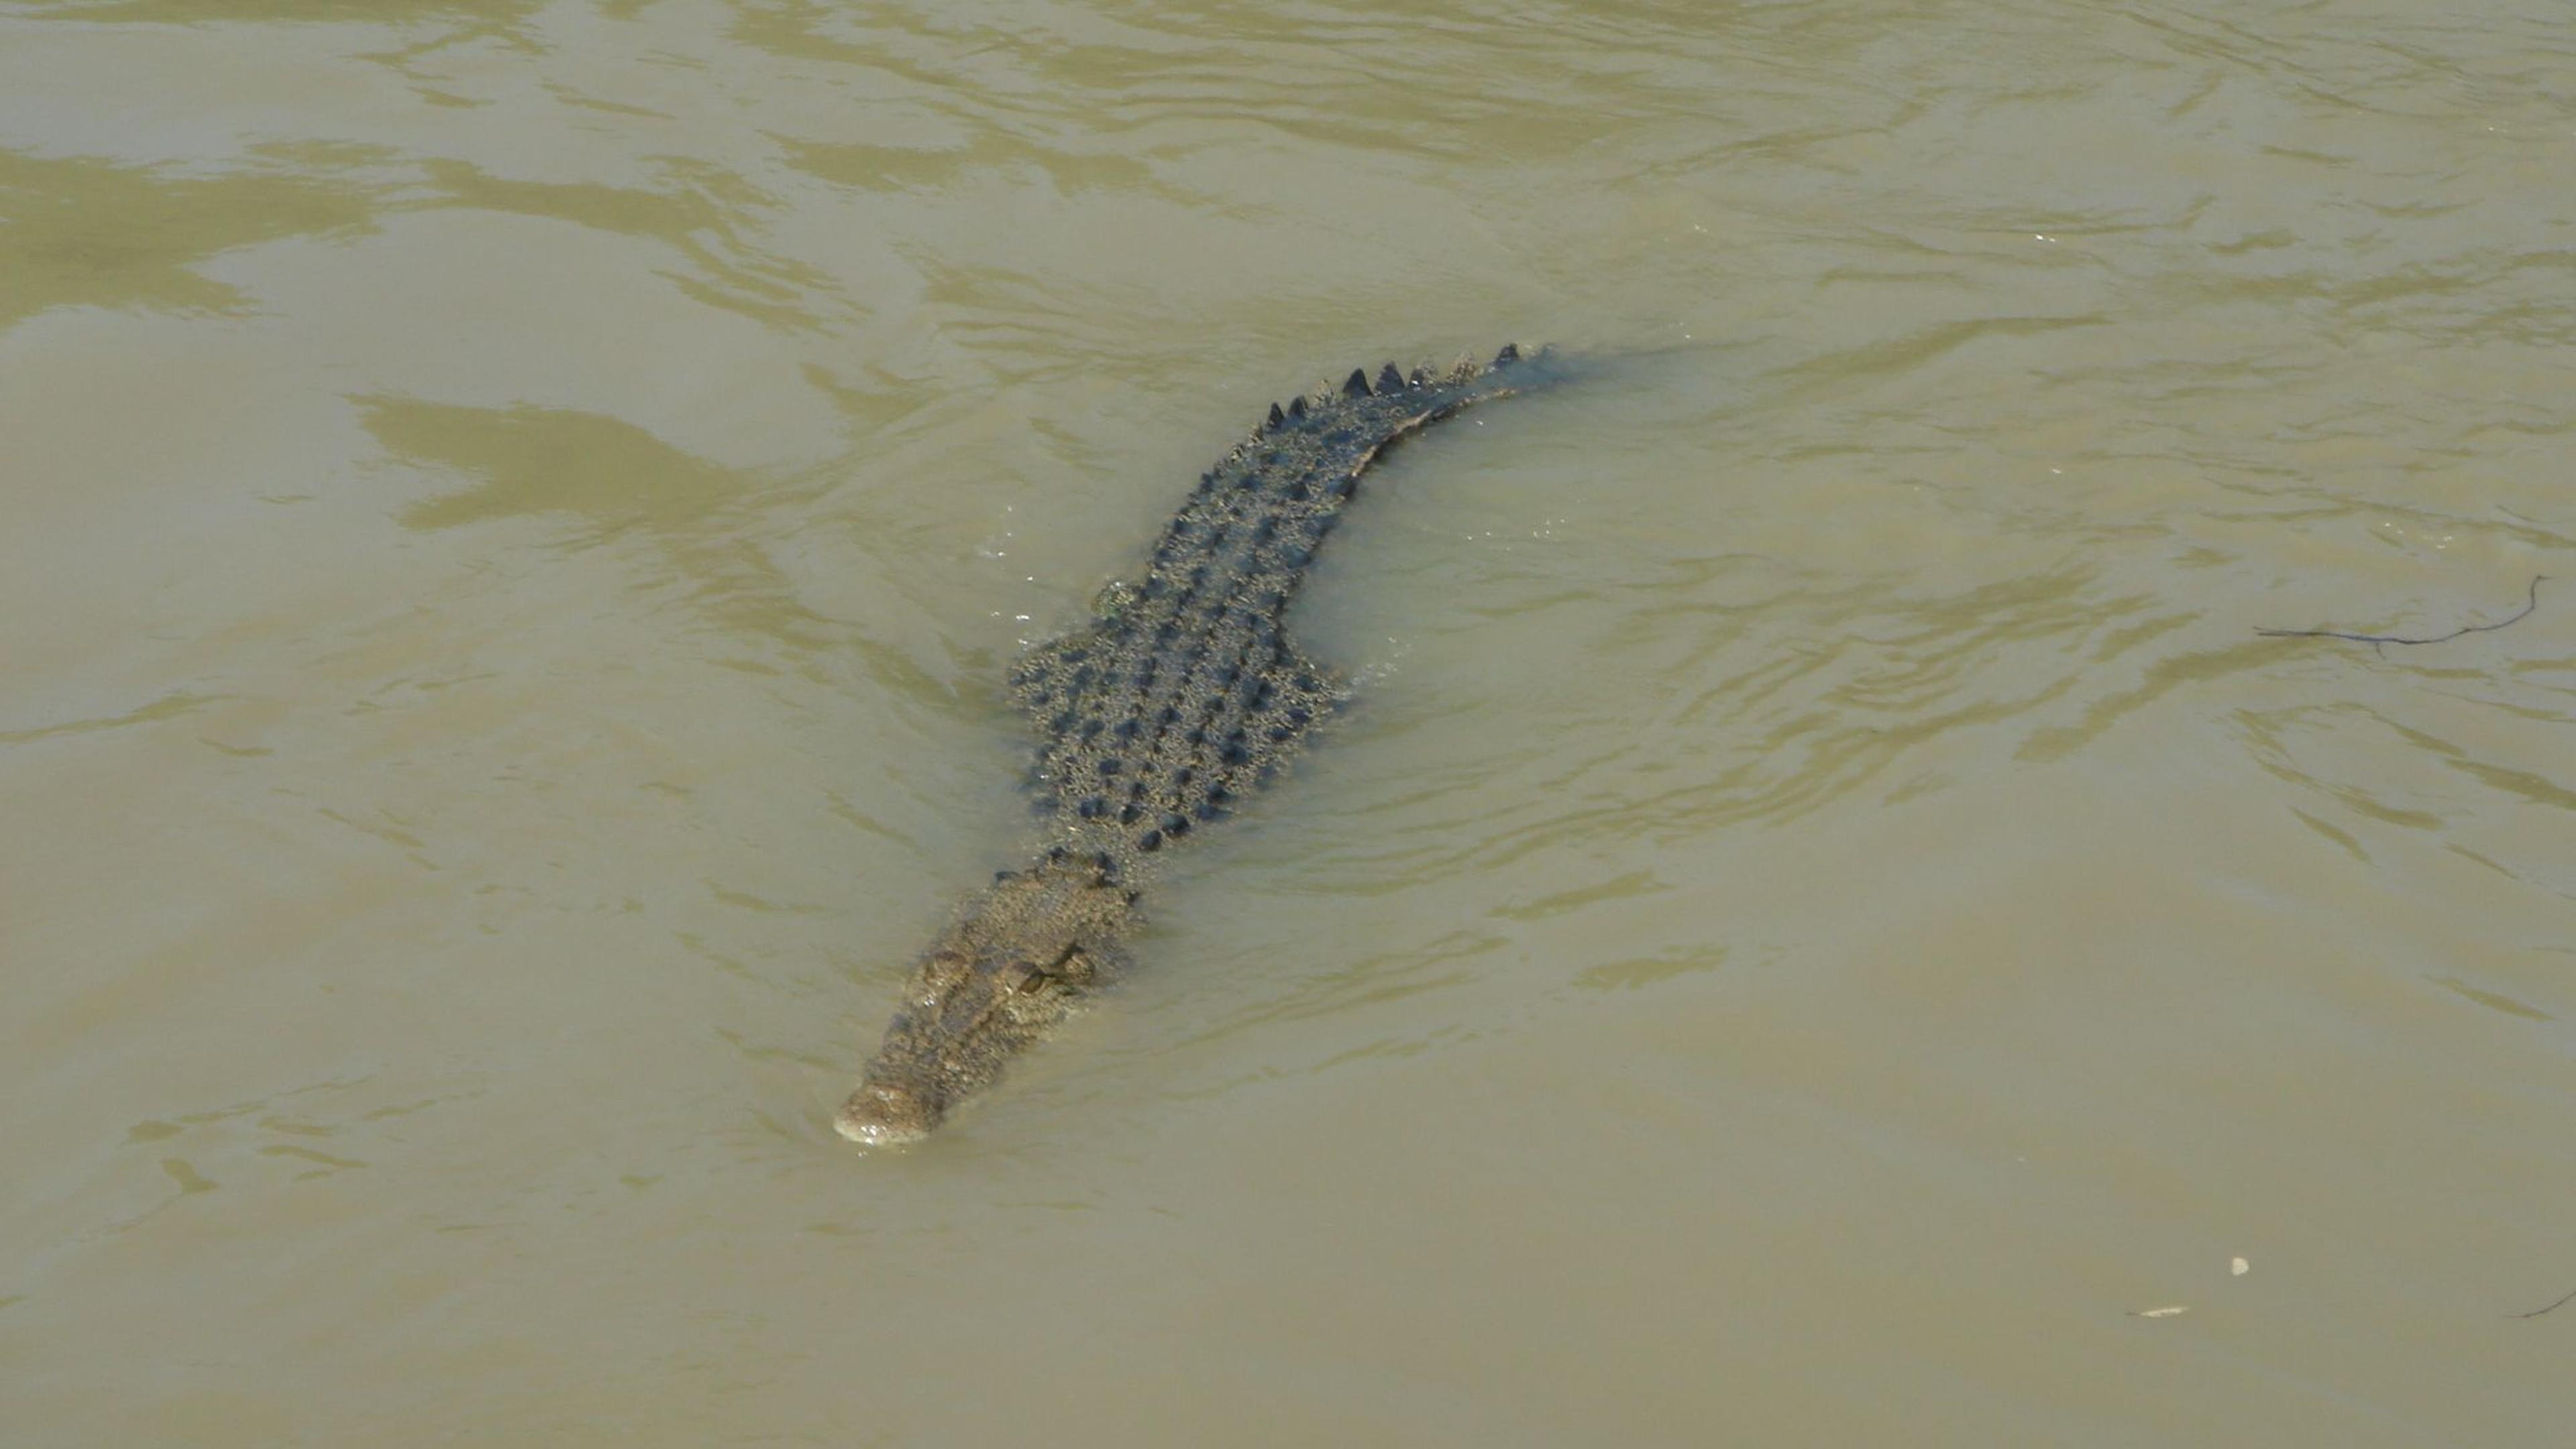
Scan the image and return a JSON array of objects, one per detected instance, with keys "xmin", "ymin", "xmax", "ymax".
[{"xmin": 1296, "ymin": 342, "xmax": 1553, "ymax": 416}]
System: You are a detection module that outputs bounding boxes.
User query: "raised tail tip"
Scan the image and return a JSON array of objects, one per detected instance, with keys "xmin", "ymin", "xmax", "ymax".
[
  {"xmin": 1362, "ymin": 343, "xmax": 1548, "ymax": 392},
  {"xmin": 1285, "ymin": 343, "xmax": 1556, "ymax": 417}
]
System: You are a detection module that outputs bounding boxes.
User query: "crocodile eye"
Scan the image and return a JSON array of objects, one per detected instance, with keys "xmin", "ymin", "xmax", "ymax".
[{"xmin": 1004, "ymin": 971, "xmax": 1067, "ymax": 1024}]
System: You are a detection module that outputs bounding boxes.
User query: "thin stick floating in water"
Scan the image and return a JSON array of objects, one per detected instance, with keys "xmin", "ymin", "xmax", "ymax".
[
  {"xmin": 2255, "ymin": 576, "xmax": 2546, "ymax": 648},
  {"xmin": 2512, "ymin": 1285, "xmax": 2576, "ymax": 1320}
]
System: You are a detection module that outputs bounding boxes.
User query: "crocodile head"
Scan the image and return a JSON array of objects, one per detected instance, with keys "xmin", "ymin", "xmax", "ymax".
[{"xmin": 836, "ymin": 862, "xmax": 1131, "ymax": 1148}]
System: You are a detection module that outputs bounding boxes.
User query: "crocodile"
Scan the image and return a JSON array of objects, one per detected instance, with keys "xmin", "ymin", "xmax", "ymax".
[{"xmin": 836, "ymin": 344, "xmax": 1555, "ymax": 1148}]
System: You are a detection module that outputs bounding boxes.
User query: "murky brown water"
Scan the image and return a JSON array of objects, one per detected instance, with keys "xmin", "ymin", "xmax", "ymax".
[{"xmin": 6, "ymin": 0, "xmax": 2575, "ymax": 1442}]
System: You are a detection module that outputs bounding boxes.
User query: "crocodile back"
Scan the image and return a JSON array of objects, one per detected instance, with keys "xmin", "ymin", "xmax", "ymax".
[{"xmin": 1010, "ymin": 347, "xmax": 1548, "ymax": 876}]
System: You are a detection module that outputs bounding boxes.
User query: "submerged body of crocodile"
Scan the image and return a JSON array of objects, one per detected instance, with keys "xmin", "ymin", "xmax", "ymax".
[{"xmin": 836, "ymin": 345, "xmax": 1553, "ymax": 1147}]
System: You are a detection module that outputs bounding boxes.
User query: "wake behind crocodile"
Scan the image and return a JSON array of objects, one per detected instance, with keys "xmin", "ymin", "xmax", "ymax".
[{"xmin": 838, "ymin": 345, "xmax": 1560, "ymax": 1147}]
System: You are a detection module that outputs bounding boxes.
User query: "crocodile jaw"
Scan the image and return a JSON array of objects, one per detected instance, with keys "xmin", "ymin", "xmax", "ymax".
[
  {"xmin": 835, "ymin": 962, "xmax": 1072, "ymax": 1150},
  {"xmin": 836, "ymin": 863, "xmax": 1128, "ymax": 1148}
]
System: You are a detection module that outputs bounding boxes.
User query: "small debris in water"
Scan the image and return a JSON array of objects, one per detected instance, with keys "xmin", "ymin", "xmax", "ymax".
[
  {"xmin": 2131, "ymin": 1305, "xmax": 2189, "ymax": 1319},
  {"xmin": 2255, "ymin": 574, "xmax": 2545, "ymax": 649},
  {"xmin": 2512, "ymin": 1285, "xmax": 2576, "ymax": 1320},
  {"xmin": 2231, "ymin": 1256, "xmax": 2250, "ymax": 1277}
]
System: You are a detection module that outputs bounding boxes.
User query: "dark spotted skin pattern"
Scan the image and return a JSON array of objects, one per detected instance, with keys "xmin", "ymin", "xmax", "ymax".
[{"xmin": 837, "ymin": 346, "xmax": 1552, "ymax": 1147}]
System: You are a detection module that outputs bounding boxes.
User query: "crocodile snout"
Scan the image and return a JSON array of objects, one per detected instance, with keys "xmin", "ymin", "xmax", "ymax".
[{"xmin": 835, "ymin": 1081, "xmax": 941, "ymax": 1148}]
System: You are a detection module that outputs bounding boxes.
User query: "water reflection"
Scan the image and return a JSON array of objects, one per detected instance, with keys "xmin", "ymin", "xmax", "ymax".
[
  {"xmin": 0, "ymin": 147, "xmax": 378, "ymax": 330},
  {"xmin": 370, "ymin": 396, "xmax": 833, "ymax": 653}
]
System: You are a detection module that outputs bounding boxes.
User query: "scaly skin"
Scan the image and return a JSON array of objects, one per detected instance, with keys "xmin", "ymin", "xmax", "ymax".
[
  {"xmin": 837, "ymin": 345, "xmax": 1552, "ymax": 1147},
  {"xmin": 836, "ymin": 859, "xmax": 1134, "ymax": 1146}
]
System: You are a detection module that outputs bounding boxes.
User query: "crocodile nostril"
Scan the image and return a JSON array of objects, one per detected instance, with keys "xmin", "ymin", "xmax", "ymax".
[{"xmin": 835, "ymin": 1082, "xmax": 938, "ymax": 1148}]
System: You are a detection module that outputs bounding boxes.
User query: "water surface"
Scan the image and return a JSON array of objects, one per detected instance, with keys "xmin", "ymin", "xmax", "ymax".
[{"xmin": 5, "ymin": 1, "xmax": 2574, "ymax": 1443}]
